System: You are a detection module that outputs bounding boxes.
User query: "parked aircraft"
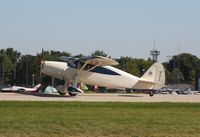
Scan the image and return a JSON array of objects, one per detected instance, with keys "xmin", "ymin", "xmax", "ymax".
[
  {"xmin": 40, "ymin": 53, "xmax": 165, "ymax": 96},
  {"xmin": 1, "ymin": 84, "xmax": 41, "ymax": 92}
]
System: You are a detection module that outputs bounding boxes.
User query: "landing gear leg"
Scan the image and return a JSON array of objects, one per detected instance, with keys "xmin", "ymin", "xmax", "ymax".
[{"xmin": 68, "ymin": 74, "xmax": 79, "ymax": 96}]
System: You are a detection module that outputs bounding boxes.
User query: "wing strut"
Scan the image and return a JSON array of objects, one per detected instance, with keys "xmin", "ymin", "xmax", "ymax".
[{"xmin": 87, "ymin": 63, "xmax": 101, "ymax": 71}]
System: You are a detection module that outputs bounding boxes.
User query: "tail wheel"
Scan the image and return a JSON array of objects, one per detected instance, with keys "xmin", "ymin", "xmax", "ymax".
[
  {"xmin": 149, "ymin": 91, "xmax": 154, "ymax": 97},
  {"xmin": 125, "ymin": 88, "xmax": 132, "ymax": 93}
]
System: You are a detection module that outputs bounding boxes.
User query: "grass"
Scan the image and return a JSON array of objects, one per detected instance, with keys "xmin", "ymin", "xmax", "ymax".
[{"xmin": 0, "ymin": 102, "xmax": 200, "ymax": 137}]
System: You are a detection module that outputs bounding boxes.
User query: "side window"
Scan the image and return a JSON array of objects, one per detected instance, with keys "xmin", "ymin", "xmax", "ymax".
[
  {"xmin": 68, "ymin": 62, "xmax": 120, "ymax": 76},
  {"xmin": 91, "ymin": 66, "xmax": 120, "ymax": 75}
]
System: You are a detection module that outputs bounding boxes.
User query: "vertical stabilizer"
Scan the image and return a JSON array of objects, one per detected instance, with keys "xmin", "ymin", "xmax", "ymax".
[{"xmin": 141, "ymin": 62, "xmax": 165, "ymax": 89}]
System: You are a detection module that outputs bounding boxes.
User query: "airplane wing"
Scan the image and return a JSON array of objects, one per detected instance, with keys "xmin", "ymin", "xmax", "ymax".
[
  {"xmin": 59, "ymin": 56, "xmax": 119, "ymax": 66},
  {"xmin": 80, "ymin": 56, "xmax": 119, "ymax": 66},
  {"xmin": 2, "ymin": 86, "xmax": 25, "ymax": 92}
]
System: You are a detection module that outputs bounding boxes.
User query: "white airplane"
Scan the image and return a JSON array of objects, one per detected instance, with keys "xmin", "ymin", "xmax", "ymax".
[
  {"xmin": 40, "ymin": 55, "xmax": 165, "ymax": 96},
  {"xmin": 1, "ymin": 84, "xmax": 41, "ymax": 92}
]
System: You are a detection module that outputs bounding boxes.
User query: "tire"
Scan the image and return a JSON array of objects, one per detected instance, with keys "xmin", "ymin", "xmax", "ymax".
[
  {"xmin": 58, "ymin": 90, "xmax": 67, "ymax": 95},
  {"xmin": 125, "ymin": 88, "xmax": 132, "ymax": 93},
  {"xmin": 149, "ymin": 91, "xmax": 154, "ymax": 97},
  {"xmin": 68, "ymin": 92, "xmax": 77, "ymax": 96}
]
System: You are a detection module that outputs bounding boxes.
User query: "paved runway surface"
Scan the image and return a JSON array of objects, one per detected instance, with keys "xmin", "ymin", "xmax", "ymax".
[{"xmin": 0, "ymin": 92, "xmax": 200, "ymax": 102}]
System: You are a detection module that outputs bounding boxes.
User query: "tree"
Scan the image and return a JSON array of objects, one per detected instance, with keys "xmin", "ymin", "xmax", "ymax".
[
  {"xmin": 74, "ymin": 54, "xmax": 84, "ymax": 58},
  {"xmin": 5, "ymin": 48, "xmax": 21, "ymax": 84},
  {"xmin": 116, "ymin": 57, "xmax": 154, "ymax": 77},
  {"xmin": 0, "ymin": 52, "xmax": 13, "ymax": 84},
  {"xmin": 165, "ymin": 53, "xmax": 199, "ymax": 85},
  {"xmin": 178, "ymin": 53, "xmax": 199, "ymax": 84},
  {"xmin": 171, "ymin": 68, "xmax": 184, "ymax": 84},
  {"xmin": 91, "ymin": 50, "xmax": 108, "ymax": 57},
  {"xmin": 194, "ymin": 60, "xmax": 200, "ymax": 89}
]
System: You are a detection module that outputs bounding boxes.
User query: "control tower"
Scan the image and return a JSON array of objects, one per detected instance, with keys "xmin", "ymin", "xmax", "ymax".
[
  {"xmin": 150, "ymin": 38, "xmax": 160, "ymax": 61},
  {"xmin": 150, "ymin": 49, "xmax": 160, "ymax": 61}
]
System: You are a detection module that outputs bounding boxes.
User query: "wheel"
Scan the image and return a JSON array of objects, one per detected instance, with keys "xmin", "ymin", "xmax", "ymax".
[
  {"xmin": 58, "ymin": 90, "xmax": 67, "ymax": 95},
  {"xmin": 68, "ymin": 92, "xmax": 77, "ymax": 96},
  {"xmin": 149, "ymin": 91, "xmax": 154, "ymax": 97},
  {"xmin": 56, "ymin": 85, "xmax": 67, "ymax": 95},
  {"xmin": 125, "ymin": 88, "xmax": 132, "ymax": 93}
]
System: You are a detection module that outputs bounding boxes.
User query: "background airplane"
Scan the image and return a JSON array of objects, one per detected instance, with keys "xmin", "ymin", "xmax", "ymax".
[
  {"xmin": 40, "ymin": 54, "xmax": 165, "ymax": 96},
  {"xmin": 1, "ymin": 84, "xmax": 41, "ymax": 92}
]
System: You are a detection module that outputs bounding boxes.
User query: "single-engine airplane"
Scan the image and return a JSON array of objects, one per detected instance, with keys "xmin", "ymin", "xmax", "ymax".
[
  {"xmin": 40, "ymin": 54, "xmax": 165, "ymax": 96},
  {"xmin": 1, "ymin": 84, "xmax": 41, "ymax": 92}
]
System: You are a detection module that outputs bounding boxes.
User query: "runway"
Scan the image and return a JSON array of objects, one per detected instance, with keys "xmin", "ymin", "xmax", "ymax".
[{"xmin": 0, "ymin": 92, "xmax": 200, "ymax": 102}]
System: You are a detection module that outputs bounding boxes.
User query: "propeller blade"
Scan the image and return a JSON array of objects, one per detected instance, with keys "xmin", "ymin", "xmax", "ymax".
[
  {"xmin": 39, "ymin": 48, "xmax": 44, "ymax": 82},
  {"xmin": 41, "ymin": 48, "xmax": 44, "ymax": 62}
]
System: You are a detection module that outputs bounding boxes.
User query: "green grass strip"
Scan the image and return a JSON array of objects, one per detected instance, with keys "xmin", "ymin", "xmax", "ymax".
[{"xmin": 0, "ymin": 102, "xmax": 200, "ymax": 137}]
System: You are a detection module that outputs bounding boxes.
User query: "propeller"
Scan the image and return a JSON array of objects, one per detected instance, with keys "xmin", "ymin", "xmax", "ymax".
[{"xmin": 39, "ymin": 48, "xmax": 44, "ymax": 82}]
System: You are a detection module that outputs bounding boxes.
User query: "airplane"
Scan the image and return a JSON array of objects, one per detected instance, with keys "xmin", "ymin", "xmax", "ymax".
[
  {"xmin": 1, "ymin": 84, "xmax": 41, "ymax": 92},
  {"xmin": 40, "ymin": 54, "xmax": 165, "ymax": 97}
]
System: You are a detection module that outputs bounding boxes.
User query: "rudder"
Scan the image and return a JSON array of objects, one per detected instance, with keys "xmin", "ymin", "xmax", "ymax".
[{"xmin": 141, "ymin": 62, "xmax": 165, "ymax": 90}]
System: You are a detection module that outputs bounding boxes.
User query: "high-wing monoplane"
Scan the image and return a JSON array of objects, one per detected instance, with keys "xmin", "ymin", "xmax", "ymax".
[{"xmin": 40, "ymin": 54, "xmax": 165, "ymax": 96}]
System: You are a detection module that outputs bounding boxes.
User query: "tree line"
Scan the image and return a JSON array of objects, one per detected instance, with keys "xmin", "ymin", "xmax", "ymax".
[{"xmin": 0, "ymin": 48, "xmax": 200, "ymax": 89}]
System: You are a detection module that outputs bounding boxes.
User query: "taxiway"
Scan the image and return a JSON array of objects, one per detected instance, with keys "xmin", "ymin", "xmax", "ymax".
[{"xmin": 0, "ymin": 92, "xmax": 200, "ymax": 102}]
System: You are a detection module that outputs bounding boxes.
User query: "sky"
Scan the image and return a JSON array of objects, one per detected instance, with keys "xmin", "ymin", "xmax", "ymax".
[{"xmin": 0, "ymin": 0, "xmax": 200, "ymax": 62}]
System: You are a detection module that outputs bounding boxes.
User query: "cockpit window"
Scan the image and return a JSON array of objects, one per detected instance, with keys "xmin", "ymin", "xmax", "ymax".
[
  {"xmin": 68, "ymin": 61, "xmax": 120, "ymax": 75},
  {"xmin": 91, "ymin": 66, "xmax": 120, "ymax": 75}
]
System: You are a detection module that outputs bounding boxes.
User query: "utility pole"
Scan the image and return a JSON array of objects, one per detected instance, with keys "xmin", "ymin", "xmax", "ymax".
[
  {"xmin": 32, "ymin": 74, "xmax": 35, "ymax": 86},
  {"xmin": 26, "ymin": 57, "xmax": 29, "ymax": 86},
  {"xmin": 177, "ymin": 41, "xmax": 181, "ymax": 84},
  {"xmin": 2, "ymin": 61, "xmax": 4, "ymax": 84},
  {"xmin": 13, "ymin": 61, "xmax": 16, "ymax": 85}
]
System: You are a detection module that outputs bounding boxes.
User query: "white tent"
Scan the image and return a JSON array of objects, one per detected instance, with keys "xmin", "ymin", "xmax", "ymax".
[{"xmin": 44, "ymin": 86, "xmax": 58, "ymax": 94}]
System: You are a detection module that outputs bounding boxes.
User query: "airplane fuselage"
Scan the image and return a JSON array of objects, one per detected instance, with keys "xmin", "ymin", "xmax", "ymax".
[{"xmin": 42, "ymin": 61, "xmax": 140, "ymax": 89}]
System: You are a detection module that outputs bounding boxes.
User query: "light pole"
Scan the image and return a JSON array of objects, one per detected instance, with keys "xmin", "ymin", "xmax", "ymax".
[
  {"xmin": 2, "ymin": 61, "xmax": 4, "ymax": 84},
  {"xmin": 32, "ymin": 74, "xmax": 35, "ymax": 86},
  {"xmin": 13, "ymin": 61, "xmax": 16, "ymax": 85}
]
